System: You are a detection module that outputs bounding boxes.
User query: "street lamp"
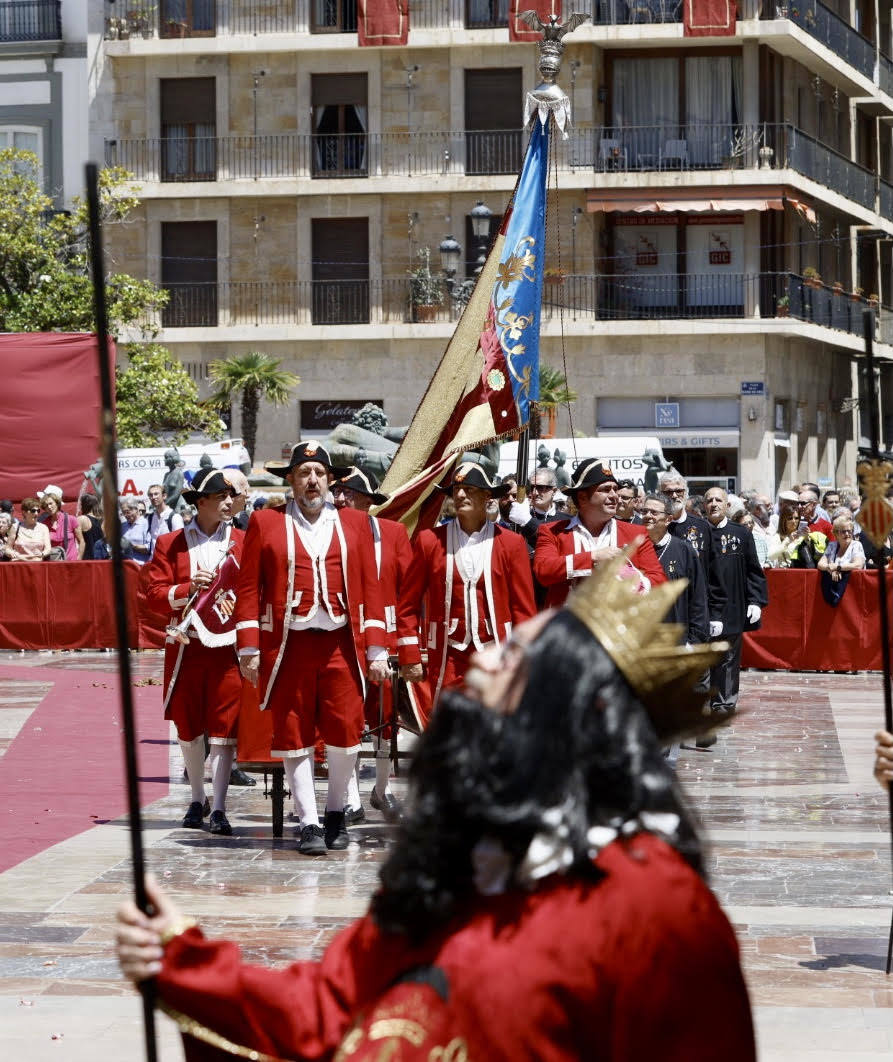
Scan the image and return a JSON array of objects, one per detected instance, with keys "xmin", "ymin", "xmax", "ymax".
[
  {"xmin": 439, "ymin": 233, "xmax": 462, "ymax": 280},
  {"xmin": 438, "ymin": 201, "xmax": 493, "ymax": 313},
  {"xmin": 469, "ymin": 200, "xmax": 493, "ymax": 274}
]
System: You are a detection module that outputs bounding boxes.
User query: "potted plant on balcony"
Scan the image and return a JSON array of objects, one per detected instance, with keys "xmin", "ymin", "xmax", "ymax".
[
  {"xmin": 803, "ymin": 266, "xmax": 822, "ymax": 289},
  {"xmin": 126, "ymin": 4, "xmax": 156, "ymax": 37},
  {"xmin": 776, "ymin": 294, "xmax": 790, "ymax": 317},
  {"xmin": 408, "ymin": 247, "xmax": 442, "ymax": 323},
  {"xmin": 544, "ymin": 267, "xmax": 566, "ymax": 286}
]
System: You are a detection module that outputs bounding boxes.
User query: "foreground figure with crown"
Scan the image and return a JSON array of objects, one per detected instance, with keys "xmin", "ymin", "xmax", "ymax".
[{"xmin": 116, "ymin": 554, "xmax": 755, "ymax": 1061}]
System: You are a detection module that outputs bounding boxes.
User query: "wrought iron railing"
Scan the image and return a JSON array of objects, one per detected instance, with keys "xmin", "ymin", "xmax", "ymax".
[
  {"xmin": 106, "ymin": 123, "xmax": 876, "ymax": 209},
  {"xmin": 158, "ymin": 274, "xmax": 879, "ymax": 338},
  {"xmin": 774, "ymin": 0, "xmax": 875, "ymax": 80},
  {"xmin": 0, "ymin": 0, "xmax": 61, "ymax": 41},
  {"xmin": 103, "ymin": 0, "xmax": 298, "ymax": 39},
  {"xmin": 881, "ymin": 53, "xmax": 893, "ymax": 98},
  {"xmin": 880, "ymin": 179, "xmax": 893, "ymax": 221}
]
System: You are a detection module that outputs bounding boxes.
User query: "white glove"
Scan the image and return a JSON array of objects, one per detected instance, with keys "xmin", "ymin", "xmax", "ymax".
[
  {"xmin": 709, "ymin": 621, "xmax": 723, "ymax": 638},
  {"xmin": 746, "ymin": 604, "xmax": 762, "ymax": 625},
  {"xmin": 508, "ymin": 500, "xmax": 533, "ymax": 526}
]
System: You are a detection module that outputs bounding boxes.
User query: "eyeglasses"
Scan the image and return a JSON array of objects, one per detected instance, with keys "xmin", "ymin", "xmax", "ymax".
[
  {"xmin": 528, "ymin": 485, "xmax": 555, "ymax": 493},
  {"xmin": 642, "ymin": 509, "xmax": 667, "ymax": 518},
  {"xmin": 24, "ymin": 507, "xmax": 39, "ymax": 513},
  {"xmin": 663, "ymin": 487, "xmax": 686, "ymax": 496},
  {"xmin": 797, "ymin": 501, "xmax": 813, "ymax": 507}
]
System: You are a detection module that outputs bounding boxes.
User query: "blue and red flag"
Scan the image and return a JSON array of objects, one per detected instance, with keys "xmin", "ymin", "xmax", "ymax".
[{"xmin": 376, "ymin": 120, "xmax": 550, "ymax": 536}]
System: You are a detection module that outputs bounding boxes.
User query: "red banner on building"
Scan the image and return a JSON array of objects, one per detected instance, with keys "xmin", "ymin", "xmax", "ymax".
[
  {"xmin": 683, "ymin": 0, "xmax": 736, "ymax": 36},
  {"xmin": 509, "ymin": 0, "xmax": 562, "ymax": 42},
  {"xmin": 358, "ymin": 0, "xmax": 409, "ymax": 45}
]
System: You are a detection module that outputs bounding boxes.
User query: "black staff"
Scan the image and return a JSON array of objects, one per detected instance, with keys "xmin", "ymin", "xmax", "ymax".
[
  {"xmin": 85, "ymin": 162, "xmax": 158, "ymax": 1058},
  {"xmin": 859, "ymin": 310, "xmax": 893, "ymax": 975}
]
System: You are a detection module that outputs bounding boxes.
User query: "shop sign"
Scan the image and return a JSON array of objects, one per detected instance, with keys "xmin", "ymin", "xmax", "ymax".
[
  {"xmin": 300, "ymin": 399, "xmax": 383, "ymax": 433},
  {"xmin": 655, "ymin": 402, "xmax": 680, "ymax": 428},
  {"xmin": 708, "ymin": 231, "xmax": 732, "ymax": 265}
]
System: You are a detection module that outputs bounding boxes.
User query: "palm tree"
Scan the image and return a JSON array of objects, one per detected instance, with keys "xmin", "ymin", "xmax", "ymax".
[
  {"xmin": 208, "ymin": 351, "xmax": 299, "ymax": 464},
  {"xmin": 532, "ymin": 365, "xmax": 578, "ymax": 438}
]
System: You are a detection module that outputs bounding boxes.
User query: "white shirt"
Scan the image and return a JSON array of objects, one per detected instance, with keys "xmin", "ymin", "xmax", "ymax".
[
  {"xmin": 184, "ymin": 519, "xmax": 231, "ymax": 574},
  {"xmin": 286, "ymin": 500, "xmax": 344, "ymax": 632},
  {"xmin": 455, "ymin": 521, "xmax": 493, "ymax": 585},
  {"xmin": 148, "ymin": 505, "xmax": 184, "ymax": 553}
]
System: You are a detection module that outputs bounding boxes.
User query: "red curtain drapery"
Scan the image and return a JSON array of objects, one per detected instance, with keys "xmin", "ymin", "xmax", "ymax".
[
  {"xmin": 358, "ymin": 0, "xmax": 409, "ymax": 45},
  {"xmin": 683, "ymin": 0, "xmax": 736, "ymax": 36}
]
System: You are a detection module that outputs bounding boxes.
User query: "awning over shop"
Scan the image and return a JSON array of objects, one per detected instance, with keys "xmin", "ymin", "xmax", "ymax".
[{"xmin": 586, "ymin": 187, "xmax": 815, "ymax": 222}]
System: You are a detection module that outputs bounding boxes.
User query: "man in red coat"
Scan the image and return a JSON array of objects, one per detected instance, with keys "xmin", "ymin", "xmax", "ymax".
[
  {"xmin": 235, "ymin": 442, "xmax": 389, "ymax": 855},
  {"xmin": 534, "ymin": 458, "xmax": 666, "ymax": 607},
  {"xmin": 398, "ymin": 461, "xmax": 536, "ymax": 706},
  {"xmin": 332, "ymin": 467, "xmax": 424, "ymax": 824},
  {"xmin": 140, "ymin": 468, "xmax": 244, "ymax": 836}
]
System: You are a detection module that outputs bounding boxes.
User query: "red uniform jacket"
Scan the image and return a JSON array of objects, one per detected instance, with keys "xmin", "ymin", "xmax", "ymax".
[
  {"xmin": 534, "ymin": 517, "xmax": 667, "ymax": 608},
  {"xmin": 139, "ymin": 524, "xmax": 244, "ymax": 709},
  {"xmin": 370, "ymin": 515, "xmax": 415, "ymax": 655},
  {"xmin": 156, "ymin": 834, "xmax": 755, "ymax": 1062},
  {"xmin": 234, "ymin": 505, "xmax": 385, "ymax": 710},
  {"xmin": 398, "ymin": 521, "xmax": 536, "ymax": 697}
]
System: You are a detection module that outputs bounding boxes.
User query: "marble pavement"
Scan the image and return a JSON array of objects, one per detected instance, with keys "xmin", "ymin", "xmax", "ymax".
[{"xmin": 1, "ymin": 652, "xmax": 893, "ymax": 1060}]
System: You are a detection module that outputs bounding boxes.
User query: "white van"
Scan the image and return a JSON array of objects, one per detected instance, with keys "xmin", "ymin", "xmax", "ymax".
[
  {"xmin": 116, "ymin": 439, "xmax": 251, "ymax": 500},
  {"xmin": 499, "ymin": 436, "xmax": 675, "ymax": 492}
]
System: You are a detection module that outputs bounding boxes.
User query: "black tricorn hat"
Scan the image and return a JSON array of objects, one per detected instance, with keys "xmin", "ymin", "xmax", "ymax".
[
  {"xmin": 265, "ymin": 441, "xmax": 350, "ymax": 481},
  {"xmin": 332, "ymin": 467, "xmax": 389, "ymax": 506},
  {"xmin": 566, "ymin": 458, "xmax": 618, "ymax": 495},
  {"xmin": 181, "ymin": 467, "xmax": 235, "ymax": 505},
  {"xmin": 437, "ymin": 461, "xmax": 511, "ymax": 498}
]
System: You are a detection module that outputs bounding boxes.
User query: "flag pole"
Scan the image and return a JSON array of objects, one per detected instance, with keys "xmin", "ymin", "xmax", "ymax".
[
  {"xmin": 859, "ymin": 309, "xmax": 893, "ymax": 974},
  {"xmin": 85, "ymin": 163, "xmax": 159, "ymax": 1056}
]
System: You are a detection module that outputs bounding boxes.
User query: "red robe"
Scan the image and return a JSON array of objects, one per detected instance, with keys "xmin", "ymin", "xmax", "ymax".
[
  {"xmin": 534, "ymin": 517, "xmax": 667, "ymax": 608},
  {"xmin": 139, "ymin": 524, "xmax": 245, "ymax": 711},
  {"xmin": 234, "ymin": 505, "xmax": 385, "ymax": 709},
  {"xmin": 156, "ymin": 834, "xmax": 755, "ymax": 1062},
  {"xmin": 398, "ymin": 521, "xmax": 536, "ymax": 701}
]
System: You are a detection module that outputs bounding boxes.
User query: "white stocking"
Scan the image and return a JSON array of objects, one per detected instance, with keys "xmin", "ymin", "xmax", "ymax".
[
  {"xmin": 179, "ymin": 736, "xmax": 206, "ymax": 805},
  {"xmin": 283, "ymin": 754, "xmax": 319, "ymax": 827},
  {"xmin": 208, "ymin": 743, "xmax": 235, "ymax": 813},
  {"xmin": 345, "ymin": 758, "xmax": 361, "ymax": 811},
  {"xmin": 325, "ymin": 747, "xmax": 357, "ymax": 813},
  {"xmin": 374, "ymin": 741, "xmax": 392, "ymax": 797}
]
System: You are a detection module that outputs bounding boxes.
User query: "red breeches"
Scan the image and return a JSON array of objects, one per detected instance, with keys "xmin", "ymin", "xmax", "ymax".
[
  {"xmin": 268, "ymin": 627, "xmax": 365, "ymax": 753},
  {"xmin": 164, "ymin": 641, "xmax": 241, "ymax": 744}
]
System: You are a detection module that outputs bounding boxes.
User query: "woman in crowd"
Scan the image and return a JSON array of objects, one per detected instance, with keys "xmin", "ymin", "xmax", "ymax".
[
  {"xmin": 116, "ymin": 557, "xmax": 755, "ymax": 1062},
  {"xmin": 3, "ymin": 497, "xmax": 51, "ymax": 561},
  {"xmin": 78, "ymin": 495, "xmax": 105, "ymax": 560},
  {"xmin": 817, "ymin": 513, "xmax": 866, "ymax": 581},
  {"xmin": 766, "ymin": 503, "xmax": 825, "ymax": 568},
  {"xmin": 39, "ymin": 486, "xmax": 84, "ymax": 560},
  {"xmin": 0, "ymin": 511, "xmax": 12, "ymax": 558}
]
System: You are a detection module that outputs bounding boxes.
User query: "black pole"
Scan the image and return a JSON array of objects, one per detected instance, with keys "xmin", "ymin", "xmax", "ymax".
[
  {"xmin": 85, "ymin": 163, "xmax": 159, "ymax": 1056},
  {"xmin": 515, "ymin": 427, "xmax": 530, "ymax": 500},
  {"xmin": 862, "ymin": 310, "xmax": 893, "ymax": 975}
]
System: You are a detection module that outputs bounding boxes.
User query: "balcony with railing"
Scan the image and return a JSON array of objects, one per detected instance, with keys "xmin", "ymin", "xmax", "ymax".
[
  {"xmin": 103, "ymin": 0, "xmax": 297, "ymax": 39},
  {"xmin": 107, "ymin": 122, "xmax": 880, "ymax": 215},
  {"xmin": 158, "ymin": 272, "xmax": 879, "ymax": 340},
  {"xmin": 772, "ymin": 0, "xmax": 875, "ymax": 80},
  {"xmin": 0, "ymin": 0, "xmax": 61, "ymax": 42}
]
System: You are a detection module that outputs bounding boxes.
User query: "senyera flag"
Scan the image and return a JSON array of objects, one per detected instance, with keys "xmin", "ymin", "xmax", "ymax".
[{"xmin": 376, "ymin": 119, "xmax": 550, "ymax": 537}]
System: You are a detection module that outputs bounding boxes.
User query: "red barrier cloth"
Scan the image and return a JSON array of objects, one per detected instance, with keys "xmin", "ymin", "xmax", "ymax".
[
  {"xmin": 683, "ymin": 0, "xmax": 735, "ymax": 36},
  {"xmin": 0, "ymin": 560, "xmax": 165, "ymax": 650},
  {"xmin": 742, "ymin": 569, "xmax": 893, "ymax": 672},
  {"xmin": 509, "ymin": 0, "xmax": 562, "ymax": 42},
  {"xmin": 358, "ymin": 0, "xmax": 408, "ymax": 45},
  {"xmin": 0, "ymin": 333, "xmax": 115, "ymax": 502}
]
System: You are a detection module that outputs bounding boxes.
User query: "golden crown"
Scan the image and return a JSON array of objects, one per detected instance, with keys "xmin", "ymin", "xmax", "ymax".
[{"xmin": 565, "ymin": 549, "xmax": 729, "ymax": 741}]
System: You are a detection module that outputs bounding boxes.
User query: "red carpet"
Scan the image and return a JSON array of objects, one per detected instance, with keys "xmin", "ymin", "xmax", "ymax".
[{"xmin": 0, "ymin": 664, "xmax": 170, "ymax": 874}]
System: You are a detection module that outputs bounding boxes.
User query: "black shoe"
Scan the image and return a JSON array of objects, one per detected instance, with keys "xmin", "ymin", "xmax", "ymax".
[
  {"xmin": 343, "ymin": 804, "xmax": 366, "ymax": 826},
  {"xmin": 695, "ymin": 732, "xmax": 718, "ymax": 749},
  {"xmin": 370, "ymin": 787, "xmax": 403, "ymax": 824},
  {"xmin": 182, "ymin": 799, "xmax": 209, "ymax": 828},
  {"xmin": 297, "ymin": 823, "xmax": 326, "ymax": 855},
  {"xmin": 208, "ymin": 810, "xmax": 233, "ymax": 836},
  {"xmin": 229, "ymin": 766, "xmax": 256, "ymax": 787},
  {"xmin": 324, "ymin": 810, "xmax": 349, "ymax": 850}
]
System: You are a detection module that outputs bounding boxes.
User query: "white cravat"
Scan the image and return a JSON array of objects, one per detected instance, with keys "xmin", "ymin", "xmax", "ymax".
[
  {"xmin": 455, "ymin": 521, "xmax": 492, "ymax": 585},
  {"xmin": 185, "ymin": 520, "xmax": 231, "ymax": 575},
  {"xmin": 286, "ymin": 500, "xmax": 344, "ymax": 632}
]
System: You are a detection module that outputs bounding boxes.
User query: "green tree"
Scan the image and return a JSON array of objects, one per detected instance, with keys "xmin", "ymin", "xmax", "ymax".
[
  {"xmin": 116, "ymin": 343, "xmax": 224, "ymax": 448},
  {"xmin": 532, "ymin": 365, "xmax": 578, "ymax": 436},
  {"xmin": 208, "ymin": 352, "xmax": 300, "ymax": 464},
  {"xmin": 0, "ymin": 149, "xmax": 166, "ymax": 333}
]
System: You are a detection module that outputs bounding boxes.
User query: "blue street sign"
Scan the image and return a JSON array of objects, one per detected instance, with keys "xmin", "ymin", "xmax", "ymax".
[{"xmin": 741, "ymin": 381, "xmax": 765, "ymax": 395}]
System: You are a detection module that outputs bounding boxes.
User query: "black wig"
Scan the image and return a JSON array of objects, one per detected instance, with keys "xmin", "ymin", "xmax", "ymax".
[{"xmin": 372, "ymin": 610, "xmax": 705, "ymax": 941}]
